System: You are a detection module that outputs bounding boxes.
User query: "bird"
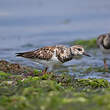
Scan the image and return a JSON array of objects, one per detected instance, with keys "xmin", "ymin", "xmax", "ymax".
[
  {"xmin": 16, "ymin": 45, "xmax": 91, "ymax": 74},
  {"xmin": 97, "ymin": 33, "xmax": 110, "ymax": 71}
]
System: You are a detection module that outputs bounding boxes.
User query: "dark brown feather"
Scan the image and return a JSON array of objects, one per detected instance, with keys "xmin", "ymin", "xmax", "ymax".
[
  {"xmin": 16, "ymin": 51, "xmax": 36, "ymax": 59},
  {"xmin": 16, "ymin": 46, "xmax": 56, "ymax": 60}
]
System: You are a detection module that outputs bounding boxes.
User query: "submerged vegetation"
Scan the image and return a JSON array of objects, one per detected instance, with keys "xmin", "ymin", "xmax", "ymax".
[
  {"xmin": 68, "ymin": 38, "xmax": 97, "ymax": 49},
  {"xmin": 0, "ymin": 60, "xmax": 110, "ymax": 110}
]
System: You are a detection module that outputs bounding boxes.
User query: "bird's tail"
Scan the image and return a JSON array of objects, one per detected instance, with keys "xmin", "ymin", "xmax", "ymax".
[
  {"xmin": 16, "ymin": 51, "xmax": 35, "ymax": 58},
  {"xmin": 16, "ymin": 52, "xmax": 25, "ymax": 57}
]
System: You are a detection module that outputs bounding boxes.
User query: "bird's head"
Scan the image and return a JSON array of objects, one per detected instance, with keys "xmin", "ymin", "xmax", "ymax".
[{"xmin": 70, "ymin": 45, "xmax": 91, "ymax": 57}]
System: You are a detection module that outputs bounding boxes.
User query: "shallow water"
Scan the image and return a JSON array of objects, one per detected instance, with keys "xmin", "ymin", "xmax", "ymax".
[{"xmin": 0, "ymin": 0, "xmax": 110, "ymax": 80}]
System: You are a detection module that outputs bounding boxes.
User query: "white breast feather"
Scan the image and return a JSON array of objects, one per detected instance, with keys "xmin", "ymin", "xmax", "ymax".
[
  {"xmin": 50, "ymin": 49, "xmax": 61, "ymax": 63},
  {"xmin": 100, "ymin": 45, "xmax": 110, "ymax": 54},
  {"xmin": 33, "ymin": 49, "xmax": 61, "ymax": 67}
]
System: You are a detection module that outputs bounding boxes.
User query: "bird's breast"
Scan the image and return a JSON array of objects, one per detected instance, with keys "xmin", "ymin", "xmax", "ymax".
[{"xmin": 100, "ymin": 45, "xmax": 110, "ymax": 54}]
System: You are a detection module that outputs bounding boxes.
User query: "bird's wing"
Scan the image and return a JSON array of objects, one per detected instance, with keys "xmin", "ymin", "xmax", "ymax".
[
  {"xmin": 56, "ymin": 45, "xmax": 72, "ymax": 63},
  {"xmin": 16, "ymin": 46, "xmax": 56, "ymax": 60},
  {"xmin": 97, "ymin": 33, "xmax": 110, "ymax": 49},
  {"xmin": 96, "ymin": 34, "xmax": 105, "ymax": 47}
]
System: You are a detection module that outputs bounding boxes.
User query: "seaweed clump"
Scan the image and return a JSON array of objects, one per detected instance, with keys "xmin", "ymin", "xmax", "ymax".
[
  {"xmin": 0, "ymin": 60, "xmax": 110, "ymax": 110},
  {"xmin": 68, "ymin": 38, "xmax": 97, "ymax": 49}
]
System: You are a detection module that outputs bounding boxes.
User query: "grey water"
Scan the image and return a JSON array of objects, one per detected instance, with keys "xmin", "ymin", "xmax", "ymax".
[{"xmin": 0, "ymin": 0, "xmax": 110, "ymax": 80}]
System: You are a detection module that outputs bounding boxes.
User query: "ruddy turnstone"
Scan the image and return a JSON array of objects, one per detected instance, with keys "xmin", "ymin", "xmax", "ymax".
[
  {"xmin": 97, "ymin": 33, "xmax": 110, "ymax": 70},
  {"xmin": 16, "ymin": 45, "xmax": 90, "ymax": 74}
]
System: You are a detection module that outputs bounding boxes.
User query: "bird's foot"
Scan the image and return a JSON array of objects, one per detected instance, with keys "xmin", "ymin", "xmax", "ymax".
[{"xmin": 42, "ymin": 67, "xmax": 48, "ymax": 74}]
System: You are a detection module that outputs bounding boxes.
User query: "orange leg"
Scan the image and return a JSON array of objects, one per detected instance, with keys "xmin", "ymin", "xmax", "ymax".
[
  {"xmin": 42, "ymin": 67, "xmax": 48, "ymax": 74},
  {"xmin": 104, "ymin": 59, "xmax": 108, "ymax": 71}
]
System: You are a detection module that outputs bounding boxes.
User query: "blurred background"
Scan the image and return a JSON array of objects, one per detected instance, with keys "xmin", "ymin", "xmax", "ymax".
[{"xmin": 0, "ymin": 0, "xmax": 110, "ymax": 70}]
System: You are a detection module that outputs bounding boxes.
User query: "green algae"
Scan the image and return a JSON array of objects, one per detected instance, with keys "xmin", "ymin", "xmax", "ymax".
[
  {"xmin": 0, "ymin": 71, "xmax": 11, "ymax": 76},
  {"xmin": 0, "ymin": 71, "xmax": 110, "ymax": 110},
  {"xmin": 76, "ymin": 78, "xmax": 109, "ymax": 88},
  {"xmin": 0, "ymin": 60, "xmax": 110, "ymax": 110},
  {"xmin": 68, "ymin": 38, "xmax": 97, "ymax": 49}
]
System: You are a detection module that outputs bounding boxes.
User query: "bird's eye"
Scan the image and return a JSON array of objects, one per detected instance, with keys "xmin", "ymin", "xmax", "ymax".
[{"xmin": 77, "ymin": 48, "xmax": 82, "ymax": 51}]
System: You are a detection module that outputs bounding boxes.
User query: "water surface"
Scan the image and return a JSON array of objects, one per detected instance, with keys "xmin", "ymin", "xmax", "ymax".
[{"xmin": 0, "ymin": 0, "xmax": 110, "ymax": 80}]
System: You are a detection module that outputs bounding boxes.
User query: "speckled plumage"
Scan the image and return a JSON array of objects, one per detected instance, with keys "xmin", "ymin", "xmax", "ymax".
[{"xmin": 16, "ymin": 45, "xmax": 90, "ymax": 72}]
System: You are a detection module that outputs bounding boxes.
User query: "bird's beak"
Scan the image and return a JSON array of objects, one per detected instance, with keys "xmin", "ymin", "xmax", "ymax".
[{"xmin": 83, "ymin": 52, "xmax": 91, "ymax": 57}]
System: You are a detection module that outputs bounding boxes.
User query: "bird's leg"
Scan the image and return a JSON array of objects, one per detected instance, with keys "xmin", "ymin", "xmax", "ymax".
[
  {"xmin": 104, "ymin": 58, "xmax": 108, "ymax": 71},
  {"xmin": 42, "ymin": 67, "xmax": 48, "ymax": 74},
  {"xmin": 47, "ymin": 66, "xmax": 53, "ymax": 74}
]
